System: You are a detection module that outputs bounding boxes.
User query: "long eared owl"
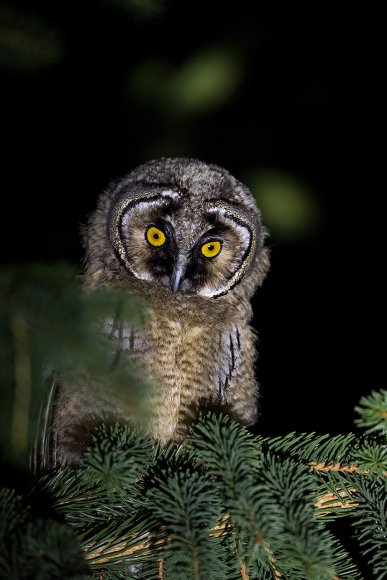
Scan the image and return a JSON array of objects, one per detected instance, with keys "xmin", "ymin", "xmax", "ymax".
[{"xmin": 42, "ymin": 158, "xmax": 270, "ymax": 468}]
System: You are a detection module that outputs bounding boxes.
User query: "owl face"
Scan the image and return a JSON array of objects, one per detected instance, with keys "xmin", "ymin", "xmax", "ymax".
[{"xmin": 89, "ymin": 158, "xmax": 268, "ymax": 299}]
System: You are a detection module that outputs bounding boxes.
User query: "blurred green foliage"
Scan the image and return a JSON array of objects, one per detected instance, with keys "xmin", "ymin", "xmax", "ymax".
[
  {"xmin": 0, "ymin": 0, "xmax": 323, "ymax": 243},
  {"xmin": 246, "ymin": 169, "xmax": 320, "ymax": 240},
  {"xmin": 129, "ymin": 48, "xmax": 242, "ymax": 115},
  {"xmin": 107, "ymin": 0, "xmax": 165, "ymax": 18},
  {"xmin": 0, "ymin": 3, "xmax": 63, "ymax": 71},
  {"xmin": 0, "ymin": 262, "xmax": 148, "ymax": 468}
]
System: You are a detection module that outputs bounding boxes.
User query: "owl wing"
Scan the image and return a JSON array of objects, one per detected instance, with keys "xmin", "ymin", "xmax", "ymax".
[
  {"xmin": 29, "ymin": 317, "xmax": 124, "ymax": 473},
  {"xmin": 217, "ymin": 327, "xmax": 241, "ymax": 401},
  {"xmin": 103, "ymin": 316, "xmax": 147, "ymax": 361},
  {"xmin": 30, "ymin": 313, "xmax": 137, "ymax": 472},
  {"xmin": 218, "ymin": 326, "xmax": 258, "ymax": 425},
  {"xmin": 30, "ymin": 375, "xmax": 60, "ymax": 473}
]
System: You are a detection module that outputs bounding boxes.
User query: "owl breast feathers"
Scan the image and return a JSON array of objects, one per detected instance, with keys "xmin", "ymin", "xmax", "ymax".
[{"xmin": 46, "ymin": 158, "xmax": 270, "ymax": 467}]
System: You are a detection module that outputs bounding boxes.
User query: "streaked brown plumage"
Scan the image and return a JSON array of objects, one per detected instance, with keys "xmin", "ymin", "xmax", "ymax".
[{"xmin": 41, "ymin": 158, "xmax": 270, "ymax": 468}]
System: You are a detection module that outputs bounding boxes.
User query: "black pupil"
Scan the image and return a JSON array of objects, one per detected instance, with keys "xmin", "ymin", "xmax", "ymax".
[
  {"xmin": 153, "ymin": 233, "xmax": 159, "ymax": 239},
  {"xmin": 208, "ymin": 244, "xmax": 214, "ymax": 251}
]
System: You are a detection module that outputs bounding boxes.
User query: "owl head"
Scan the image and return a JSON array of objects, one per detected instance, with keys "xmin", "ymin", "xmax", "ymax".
[{"xmin": 84, "ymin": 158, "xmax": 270, "ymax": 299}]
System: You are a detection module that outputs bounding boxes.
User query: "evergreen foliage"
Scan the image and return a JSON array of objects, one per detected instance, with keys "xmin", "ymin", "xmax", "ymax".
[
  {"xmin": 0, "ymin": 263, "xmax": 386, "ymax": 578},
  {"xmin": 0, "ymin": 262, "xmax": 147, "ymax": 466}
]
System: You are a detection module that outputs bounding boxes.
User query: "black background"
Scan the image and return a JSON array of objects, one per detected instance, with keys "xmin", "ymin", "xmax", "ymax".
[{"xmin": 2, "ymin": 1, "xmax": 386, "ymax": 440}]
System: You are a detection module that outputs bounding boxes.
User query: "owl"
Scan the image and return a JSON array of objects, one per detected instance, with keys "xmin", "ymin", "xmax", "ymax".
[{"xmin": 38, "ymin": 158, "xmax": 270, "ymax": 469}]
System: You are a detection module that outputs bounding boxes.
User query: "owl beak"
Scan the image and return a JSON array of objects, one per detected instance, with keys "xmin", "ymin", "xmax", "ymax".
[{"xmin": 170, "ymin": 262, "xmax": 186, "ymax": 294}]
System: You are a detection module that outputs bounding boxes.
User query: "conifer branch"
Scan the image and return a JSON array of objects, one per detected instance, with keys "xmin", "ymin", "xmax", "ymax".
[
  {"xmin": 310, "ymin": 461, "xmax": 387, "ymax": 476},
  {"xmin": 315, "ymin": 489, "xmax": 358, "ymax": 513},
  {"xmin": 1, "ymin": 265, "xmax": 386, "ymax": 578},
  {"xmin": 10, "ymin": 313, "xmax": 31, "ymax": 455},
  {"xmin": 240, "ymin": 560, "xmax": 249, "ymax": 580},
  {"xmin": 156, "ymin": 558, "xmax": 163, "ymax": 579}
]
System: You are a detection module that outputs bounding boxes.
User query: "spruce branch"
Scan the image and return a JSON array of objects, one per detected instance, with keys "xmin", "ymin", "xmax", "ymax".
[
  {"xmin": 265, "ymin": 431, "xmax": 358, "ymax": 465},
  {"xmin": 355, "ymin": 389, "xmax": 387, "ymax": 435},
  {"xmin": 0, "ymin": 485, "xmax": 89, "ymax": 578},
  {"xmin": 190, "ymin": 413, "xmax": 358, "ymax": 579},
  {"xmin": 145, "ymin": 468, "xmax": 228, "ymax": 579},
  {"xmin": 1, "ymin": 262, "xmax": 386, "ymax": 578},
  {"xmin": 348, "ymin": 474, "xmax": 387, "ymax": 580},
  {"xmin": 82, "ymin": 423, "xmax": 156, "ymax": 492}
]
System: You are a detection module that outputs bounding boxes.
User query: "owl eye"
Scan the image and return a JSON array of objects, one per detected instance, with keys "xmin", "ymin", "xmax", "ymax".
[
  {"xmin": 146, "ymin": 226, "xmax": 166, "ymax": 247},
  {"xmin": 201, "ymin": 240, "xmax": 222, "ymax": 258}
]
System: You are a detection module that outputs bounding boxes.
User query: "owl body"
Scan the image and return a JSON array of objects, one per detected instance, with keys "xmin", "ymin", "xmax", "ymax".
[
  {"xmin": 110, "ymin": 284, "xmax": 258, "ymax": 445},
  {"xmin": 44, "ymin": 158, "xmax": 269, "ymax": 467}
]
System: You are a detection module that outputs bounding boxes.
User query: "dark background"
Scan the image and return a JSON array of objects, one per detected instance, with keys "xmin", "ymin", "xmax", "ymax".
[{"xmin": 1, "ymin": 1, "xmax": 386, "ymax": 439}]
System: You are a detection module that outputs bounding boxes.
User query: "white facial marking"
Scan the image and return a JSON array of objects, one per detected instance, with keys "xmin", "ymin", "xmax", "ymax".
[{"xmin": 160, "ymin": 189, "xmax": 180, "ymax": 200}]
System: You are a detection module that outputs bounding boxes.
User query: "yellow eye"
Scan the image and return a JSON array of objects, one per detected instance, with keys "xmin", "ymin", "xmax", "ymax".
[
  {"xmin": 201, "ymin": 240, "xmax": 222, "ymax": 258},
  {"xmin": 146, "ymin": 226, "xmax": 166, "ymax": 247}
]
